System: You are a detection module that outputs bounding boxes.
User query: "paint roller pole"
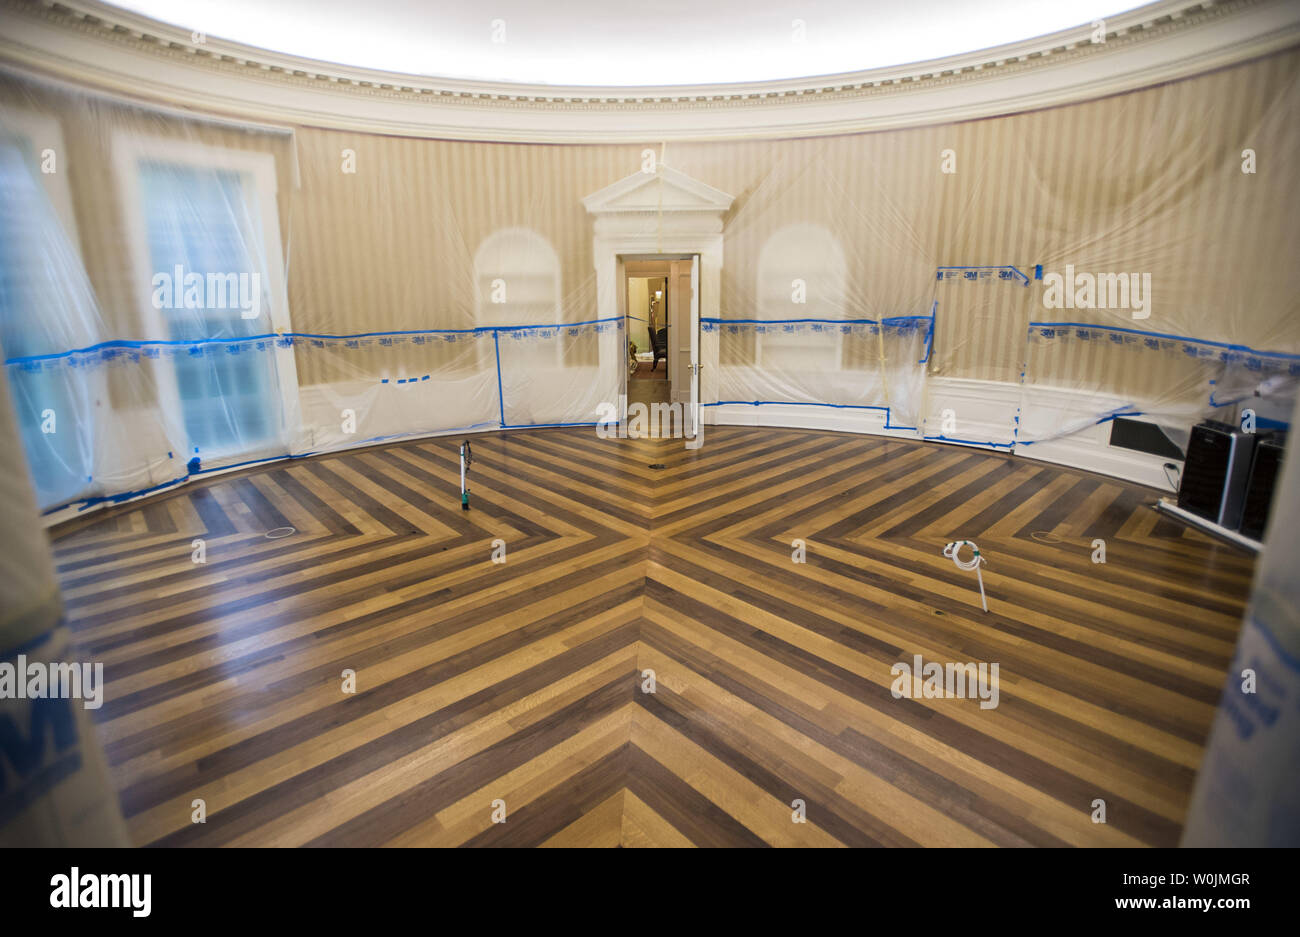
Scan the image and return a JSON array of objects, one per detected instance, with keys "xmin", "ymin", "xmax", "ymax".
[
  {"xmin": 0, "ymin": 370, "xmax": 129, "ymax": 846},
  {"xmin": 460, "ymin": 440, "xmax": 471, "ymax": 510},
  {"xmin": 943, "ymin": 540, "xmax": 988, "ymax": 612}
]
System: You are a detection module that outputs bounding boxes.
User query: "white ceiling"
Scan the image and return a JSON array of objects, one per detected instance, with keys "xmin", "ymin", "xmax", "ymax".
[{"xmin": 103, "ymin": 0, "xmax": 1145, "ymax": 87}]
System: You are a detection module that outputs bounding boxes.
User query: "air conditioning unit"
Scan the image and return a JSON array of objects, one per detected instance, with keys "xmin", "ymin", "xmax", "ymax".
[
  {"xmin": 1239, "ymin": 434, "xmax": 1285, "ymax": 541},
  {"xmin": 1177, "ymin": 421, "xmax": 1257, "ymax": 530}
]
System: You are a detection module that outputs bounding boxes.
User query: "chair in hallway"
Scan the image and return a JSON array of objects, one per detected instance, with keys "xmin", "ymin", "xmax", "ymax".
[{"xmin": 648, "ymin": 326, "xmax": 668, "ymax": 373}]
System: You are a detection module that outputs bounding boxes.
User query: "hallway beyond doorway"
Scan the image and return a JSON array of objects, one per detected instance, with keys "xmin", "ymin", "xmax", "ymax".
[{"xmin": 625, "ymin": 262, "xmax": 671, "ymax": 408}]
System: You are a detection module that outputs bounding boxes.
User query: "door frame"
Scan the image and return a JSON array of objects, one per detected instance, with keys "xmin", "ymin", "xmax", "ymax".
[
  {"xmin": 593, "ymin": 236, "xmax": 721, "ymax": 428},
  {"xmin": 583, "ymin": 164, "xmax": 733, "ymax": 440}
]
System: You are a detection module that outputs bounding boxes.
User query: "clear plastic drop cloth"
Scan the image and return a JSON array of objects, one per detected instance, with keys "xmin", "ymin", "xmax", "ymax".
[
  {"xmin": 3, "ymin": 47, "xmax": 1300, "ymax": 517},
  {"xmin": 0, "ymin": 73, "xmax": 615, "ymax": 515},
  {"xmin": 701, "ymin": 139, "xmax": 937, "ymax": 430},
  {"xmin": 2, "ymin": 76, "xmax": 303, "ymax": 512},
  {"xmin": 0, "ymin": 136, "xmax": 99, "ymax": 509},
  {"xmin": 1013, "ymin": 60, "xmax": 1300, "ymax": 448}
]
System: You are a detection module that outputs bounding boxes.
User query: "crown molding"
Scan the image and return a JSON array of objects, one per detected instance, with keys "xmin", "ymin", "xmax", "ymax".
[{"xmin": 0, "ymin": 0, "xmax": 1297, "ymax": 142}]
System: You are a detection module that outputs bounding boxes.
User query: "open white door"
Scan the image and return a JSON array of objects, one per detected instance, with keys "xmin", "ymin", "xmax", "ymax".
[{"xmin": 685, "ymin": 254, "xmax": 703, "ymax": 449}]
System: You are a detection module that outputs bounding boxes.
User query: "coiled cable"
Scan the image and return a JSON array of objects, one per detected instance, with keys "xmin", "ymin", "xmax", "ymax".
[{"xmin": 943, "ymin": 540, "xmax": 988, "ymax": 612}]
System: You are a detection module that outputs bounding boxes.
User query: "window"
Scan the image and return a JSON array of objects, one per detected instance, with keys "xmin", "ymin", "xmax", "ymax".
[
  {"xmin": 0, "ymin": 110, "xmax": 98, "ymax": 510},
  {"xmin": 114, "ymin": 134, "xmax": 297, "ymax": 463}
]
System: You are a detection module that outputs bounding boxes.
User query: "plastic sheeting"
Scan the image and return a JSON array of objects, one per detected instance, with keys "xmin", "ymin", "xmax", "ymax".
[
  {"xmin": 3, "ymin": 48, "xmax": 1300, "ymax": 515},
  {"xmin": 0, "ymin": 137, "xmax": 98, "ymax": 508},
  {"xmin": 706, "ymin": 316, "xmax": 931, "ymax": 431},
  {"xmin": 1008, "ymin": 56, "xmax": 1300, "ymax": 448},
  {"xmin": 0, "ymin": 76, "xmax": 619, "ymax": 513},
  {"xmin": 0, "ymin": 356, "xmax": 128, "ymax": 846}
]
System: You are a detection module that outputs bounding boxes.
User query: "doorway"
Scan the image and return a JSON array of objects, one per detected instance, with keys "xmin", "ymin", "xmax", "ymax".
[
  {"xmin": 583, "ymin": 164, "xmax": 734, "ymax": 444},
  {"xmin": 621, "ymin": 255, "xmax": 700, "ymax": 441},
  {"xmin": 624, "ymin": 260, "xmax": 671, "ymax": 408}
]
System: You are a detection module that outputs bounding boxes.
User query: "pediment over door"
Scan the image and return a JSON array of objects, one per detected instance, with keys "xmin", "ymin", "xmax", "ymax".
[{"xmin": 583, "ymin": 165, "xmax": 735, "ymax": 217}]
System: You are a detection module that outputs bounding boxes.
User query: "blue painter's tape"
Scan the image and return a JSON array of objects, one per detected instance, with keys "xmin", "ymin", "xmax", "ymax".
[
  {"xmin": 1248, "ymin": 612, "xmax": 1300, "ymax": 674},
  {"xmin": 351, "ymin": 421, "xmax": 499, "ymax": 447},
  {"xmin": 0, "ymin": 624, "xmax": 65, "ymax": 659},
  {"xmin": 702, "ymin": 317, "xmax": 881, "ymax": 326},
  {"xmin": 502, "ymin": 421, "xmax": 601, "ymax": 429},
  {"xmin": 493, "ymin": 331, "xmax": 506, "ymax": 428},
  {"xmin": 1034, "ymin": 264, "xmax": 1043, "ymax": 280},
  {"xmin": 4, "ymin": 334, "xmax": 281, "ymax": 364},
  {"xmin": 925, "ymin": 434, "xmax": 1016, "ymax": 449},
  {"xmin": 936, "ymin": 265, "xmax": 1030, "ymax": 285},
  {"xmin": 44, "ymin": 422, "xmax": 508, "ymax": 515},
  {"xmin": 65, "ymin": 472, "xmax": 190, "ymax": 511},
  {"xmin": 1018, "ymin": 409, "xmax": 1145, "ymax": 446},
  {"xmin": 701, "ymin": 315, "xmax": 931, "ymax": 327},
  {"xmin": 918, "ymin": 301, "xmax": 937, "ymax": 365},
  {"xmin": 704, "ymin": 398, "xmax": 917, "ymax": 431},
  {"xmin": 1028, "ymin": 322, "xmax": 1300, "ymax": 361},
  {"xmin": 2, "ymin": 316, "xmax": 627, "ymax": 368}
]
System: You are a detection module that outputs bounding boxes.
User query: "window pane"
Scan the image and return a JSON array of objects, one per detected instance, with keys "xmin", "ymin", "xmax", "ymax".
[{"xmin": 138, "ymin": 161, "xmax": 281, "ymax": 458}]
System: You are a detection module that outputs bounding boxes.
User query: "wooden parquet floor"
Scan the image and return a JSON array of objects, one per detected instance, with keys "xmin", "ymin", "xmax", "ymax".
[{"xmin": 48, "ymin": 426, "xmax": 1255, "ymax": 847}]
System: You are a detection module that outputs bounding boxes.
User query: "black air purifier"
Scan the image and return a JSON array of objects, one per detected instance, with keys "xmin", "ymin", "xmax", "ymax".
[
  {"xmin": 1239, "ymin": 434, "xmax": 1285, "ymax": 541},
  {"xmin": 1177, "ymin": 420, "xmax": 1257, "ymax": 530}
]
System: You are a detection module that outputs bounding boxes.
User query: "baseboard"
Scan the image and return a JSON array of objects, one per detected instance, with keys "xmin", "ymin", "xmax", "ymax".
[
  {"xmin": 1018, "ymin": 382, "xmax": 1181, "ymax": 492},
  {"xmin": 1018, "ymin": 433, "xmax": 1179, "ymax": 492},
  {"xmin": 923, "ymin": 377, "xmax": 1020, "ymax": 449},
  {"xmin": 43, "ymin": 376, "xmax": 1188, "ymax": 527},
  {"xmin": 707, "ymin": 403, "xmax": 919, "ymax": 438},
  {"xmin": 41, "ymin": 421, "xmax": 508, "ymax": 529}
]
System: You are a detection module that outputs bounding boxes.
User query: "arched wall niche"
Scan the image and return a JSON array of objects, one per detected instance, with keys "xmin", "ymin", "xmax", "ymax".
[{"xmin": 755, "ymin": 223, "xmax": 849, "ymax": 372}]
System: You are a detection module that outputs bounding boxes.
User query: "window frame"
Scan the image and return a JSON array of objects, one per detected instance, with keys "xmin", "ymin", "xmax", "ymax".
[{"xmin": 111, "ymin": 132, "xmax": 300, "ymax": 462}]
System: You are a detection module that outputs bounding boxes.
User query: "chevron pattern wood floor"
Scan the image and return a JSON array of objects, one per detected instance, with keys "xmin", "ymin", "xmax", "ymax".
[{"xmin": 48, "ymin": 426, "xmax": 1255, "ymax": 847}]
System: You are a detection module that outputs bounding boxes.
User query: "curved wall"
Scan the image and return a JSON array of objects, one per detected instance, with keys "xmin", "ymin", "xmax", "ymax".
[{"xmin": 2, "ymin": 0, "xmax": 1299, "ymax": 520}]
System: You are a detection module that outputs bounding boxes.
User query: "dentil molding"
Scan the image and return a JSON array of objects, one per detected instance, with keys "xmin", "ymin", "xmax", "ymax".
[{"xmin": 0, "ymin": 0, "xmax": 1297, "ymax": 141}]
